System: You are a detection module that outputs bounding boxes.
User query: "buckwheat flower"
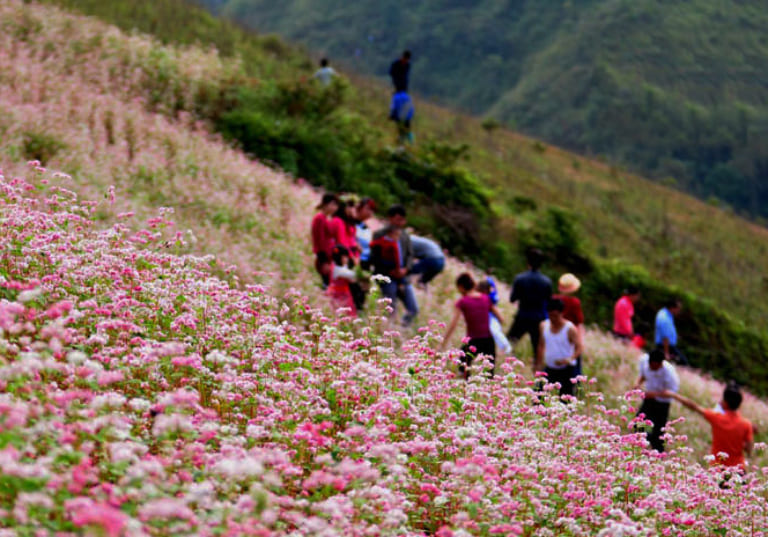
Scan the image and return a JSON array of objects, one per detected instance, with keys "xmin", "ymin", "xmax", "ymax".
[
  {"xmin": 97, "ymin": 370, "xmax": 124, "ymax": 386},
  {"xmin": 17, "ymin": 288, "xmax": 41, "ymax": 303},
  {"xmin": 138, "ymin": 498, "xmax": 195, "ymax": 522},
  {"xmin": 246, "ymin": 424, "xmax": 270, "ymax": 440},
  {"xmin": 128, "ymin": 398, "xmax": 151, "ymax": 412},
  {"xmin": 152, "ymin": 413, "xmax": 193, "ymax": 436},
  {"xmin": 83, "ymin": 359, "xmax": 104, "ymax": 373},
  {"xmin": 109, "ymin": 441, "xmax": 148, "ymax": 463},
  {"xmin": 70, "ymin": 500, "xmax": 128, "ymax": 537},
  {"xmin": 13, "ymin": 492, "xmax": 53, "ymax": 524},
  {"xmin": 90, "ymin": 393, "xmax": 126, "ymax": 410}
]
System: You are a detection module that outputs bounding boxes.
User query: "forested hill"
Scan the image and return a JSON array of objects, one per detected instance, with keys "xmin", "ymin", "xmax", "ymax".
[{"xmin": 201, "ymin": 0, "xmax": 768, "ymax": 220}]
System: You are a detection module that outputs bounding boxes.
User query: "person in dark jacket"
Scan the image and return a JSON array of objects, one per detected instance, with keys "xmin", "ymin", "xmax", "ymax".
[
  {"xmin": 389, "ymin": 50, "xmax": 411, "ymax": 92},
  {"xmin": 507, "ymin": 248, "xmax": 552, "ymax": 371}
]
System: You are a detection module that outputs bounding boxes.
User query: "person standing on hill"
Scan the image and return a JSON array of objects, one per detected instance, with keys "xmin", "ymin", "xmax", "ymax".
[
  {"xmin": 664, "ymin": 384, "xmax": 754, "ymax": 468},
  {"xmin": 633, "ymin": 348, "xmax": 679, "ymax": 453},
  {"xmin": 655, "ymin": 298, "xmax": 687, "ymax": 365},
  {"xmin": 372, "ymin": 205, "xmax": 418, "ymax": 326},
  {"xmin": 553, "ymin": 273, "xmax": 585, "ymax": 376},
  {"xmin": 409, "ymin": 234, "xmax": 445, "ymax": 289},
  {"xmin": 441, "ymin": 273, "xmax": 504, "ymax": 379},
  {"xmin": 613, "ymin": 286, "xmax": 641, "ymax": 342},
  {"xmin": 507, "ymin": 248, "xmax": 552, "ymax": 371},
  {"xmin": 311, "ymin": 193, "xmax": 339, "ymax": 288},
  {"xmin": 389, "ymin": 50, "xmax": 411, "ymax": 92},
  {"xmin": 537, "ymin": 299, "xmax": 583, "ymax": 398},
  {"xmin": 313, "ymin": 58, "xmax": 337, "ymax": 86},
  {"xmin": 329, "ymin": 198, "xmax": 361, "ymax": 263}
]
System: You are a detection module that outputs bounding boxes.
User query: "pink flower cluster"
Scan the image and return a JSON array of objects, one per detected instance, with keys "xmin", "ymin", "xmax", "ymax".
[{"xmin": 0, "ymin": 168, "xmax": 764, "ymax": 536}]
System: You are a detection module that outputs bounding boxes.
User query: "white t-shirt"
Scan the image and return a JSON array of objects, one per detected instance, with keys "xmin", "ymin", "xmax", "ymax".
[
  {"xmin": 543, "ymin": 319, "xmax": 575, "ymax": 369},
  {"xmin": 314, "ymin": 67, "xmax": 337, "ymax": 86},
  {"xmin": 332, "ymin": 264, "xmax": 356, "ymax": 282},
  {"xmin": 638, "ymin": 354, "xmax": 679, "ymax": 403}
]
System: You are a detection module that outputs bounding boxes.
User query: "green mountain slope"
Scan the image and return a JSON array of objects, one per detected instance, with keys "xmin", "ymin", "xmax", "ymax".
[
  {"xmin": 38, "ymin": 0, "xmax": 768, "ymax": 395},
  {"xmin": 201, "ymin": 0, "xmax": 768, "ymax": 220}
]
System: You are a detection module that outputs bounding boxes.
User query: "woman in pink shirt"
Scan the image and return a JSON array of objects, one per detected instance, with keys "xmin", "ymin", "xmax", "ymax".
[
  {"xmin": 441, "ymin": 273, "xmax": 504, "ymax": 379},
  {"xmin": 613, "ymin": 286, "xmax": 640, "ymax": 341}
]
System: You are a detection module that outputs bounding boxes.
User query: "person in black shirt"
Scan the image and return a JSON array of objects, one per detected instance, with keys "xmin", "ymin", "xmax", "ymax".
[
  {"xmin": 389, "ymin": 50, "xmax": 411, "ymax": 92},
  {"xmin": 507, "ymin": 248, "xmax": 552, "ymax": 372}
]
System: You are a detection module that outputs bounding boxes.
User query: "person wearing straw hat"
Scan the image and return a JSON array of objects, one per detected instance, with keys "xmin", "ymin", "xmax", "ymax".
[{"xmin": 553, "ymin": 273, "xmax": 585, "ymax": 377}]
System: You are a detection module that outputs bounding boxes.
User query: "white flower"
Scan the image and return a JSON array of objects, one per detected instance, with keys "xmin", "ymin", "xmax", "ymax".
[
  {"xmin": 370, "ymin": 274, "xmax": 391, "ymax": 284},
  {"xmin": 66, "ymin": 350, "xmax": 87, "ymax": 365},
  {"xmin": 17, "ymin": 289, "xmax": 42, "ymax": 303}
]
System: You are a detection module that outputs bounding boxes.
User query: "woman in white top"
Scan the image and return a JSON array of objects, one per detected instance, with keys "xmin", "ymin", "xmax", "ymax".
[{"xmin": 537, "ymin": 298, "xmax": 583, "ymax": 397}]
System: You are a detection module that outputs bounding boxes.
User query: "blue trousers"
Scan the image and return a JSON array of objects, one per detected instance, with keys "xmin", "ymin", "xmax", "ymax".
[
  {"xmin": 379, "ymin": 280, "xmax": 419, "ymax": 325},
  {"xmin": 410, "ymin": 257, "xmax": 445, "ymax": 284}
]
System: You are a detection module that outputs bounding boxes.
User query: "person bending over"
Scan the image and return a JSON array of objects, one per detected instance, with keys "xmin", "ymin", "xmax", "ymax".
[{"xmin": 441, "ymin": 273, "xmax": 504, "ymax": 379}]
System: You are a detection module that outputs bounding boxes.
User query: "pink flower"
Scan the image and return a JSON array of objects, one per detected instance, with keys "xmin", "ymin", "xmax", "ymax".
[{"xmin": 70, "ymin": 500, "xmax": 128, "ymax": 537}]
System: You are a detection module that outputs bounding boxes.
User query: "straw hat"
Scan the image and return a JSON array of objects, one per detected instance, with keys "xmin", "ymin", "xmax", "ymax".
[{"xmin": 558, "ymin": 273, "xmax": 581, "ymax": 294}]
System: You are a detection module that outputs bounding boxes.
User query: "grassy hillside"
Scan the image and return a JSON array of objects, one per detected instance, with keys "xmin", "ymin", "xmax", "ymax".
[
  {"xmin": 30, "ymin": 0, "xmax": 768, "ymax": 396},
  {"xmin": 202, "ymin": 0, "xmax": 768, "ymax": 221},
  {"xmin": 0, "ymin": 4, "xmax": 766, "ymax": 531}
]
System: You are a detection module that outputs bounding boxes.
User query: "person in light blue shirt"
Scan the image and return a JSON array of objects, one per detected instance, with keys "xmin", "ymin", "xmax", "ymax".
[
  {"xmin": 654, "ymin": 298, "xmax": 687, "ymax": 365},
  {"xmin": 409, "ymin": 235, "xmax": 445, "ymax": 287},
  {"xmin": 313, "ymin": 58, "xmax": 337, "ymax": 86}
]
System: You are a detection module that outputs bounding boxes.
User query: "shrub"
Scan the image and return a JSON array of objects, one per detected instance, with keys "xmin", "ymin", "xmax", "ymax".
[{"xmin": 21, "ymin": 131, "xmax": 65, "ymax": 165}]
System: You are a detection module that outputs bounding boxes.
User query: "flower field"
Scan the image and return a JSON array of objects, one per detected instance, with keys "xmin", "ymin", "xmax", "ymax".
[
  {"xmin": 0, "ymin": 1, "xmax": 767, "ymax": 535},
  {"xmin": 0, "ymin": 165, "xmax": 766, "ymax": 535}
]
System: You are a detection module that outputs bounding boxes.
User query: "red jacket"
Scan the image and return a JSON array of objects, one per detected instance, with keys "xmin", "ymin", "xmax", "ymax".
[
  {"xmin": 370, "ymin": 236, "xmax": 401, "ymax": 278},
  {"xmin": 311, "ymin": 213, "xmax": 334, "ymax": 256}
]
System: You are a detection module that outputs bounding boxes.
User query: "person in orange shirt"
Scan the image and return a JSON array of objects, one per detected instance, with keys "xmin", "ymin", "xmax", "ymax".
[{"xmin": 664, "ymin": 384, "xmax": 754, "ymax": 468}]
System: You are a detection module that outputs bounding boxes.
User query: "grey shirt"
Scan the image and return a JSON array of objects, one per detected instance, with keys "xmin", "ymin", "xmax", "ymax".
[{"xmin": 373, "ymin": 226, "xmax": 414, "ymax": 270}]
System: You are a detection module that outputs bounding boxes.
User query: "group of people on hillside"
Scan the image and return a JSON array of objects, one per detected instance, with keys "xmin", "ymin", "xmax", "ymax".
[
  {"xmin": 310, "ymin": 51, "xmax": 753, "ymax": 471},
  {"xmin": 432, "ymin": 247, "xmax": 754, "ymax": 468},
  {"xmin": 311, "ymin": 184, "xmax": 755, "ymax": 468},
  {"xmin": 437, "ymin": 248, "xmax": 584, "ymax": 393},
  {"xmin": 311, "ymin": 193, "xmax": 445, "ymax": 325},
  {"xmin": 613, "ymin": 288, "xmax": 688, "ymax": 365},
  {"xmin": 312, "ymin": 50, "xmax": 416, "ymax": 145}
]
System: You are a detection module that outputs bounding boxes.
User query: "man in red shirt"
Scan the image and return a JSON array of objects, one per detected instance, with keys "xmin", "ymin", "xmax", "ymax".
[
  {"xmin": 664, "ymin": 384, "xmax": 754, "ymax": 468},
  {"xmin": 613, "ymin": 286, "xmax": 640, "ymax": 341}
]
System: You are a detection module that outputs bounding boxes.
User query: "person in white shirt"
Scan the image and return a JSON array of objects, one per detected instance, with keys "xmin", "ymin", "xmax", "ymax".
[
  {"xmin": 313, "ymin": 58, "xmax": 337, "ymax": 86},
  {"xmin": 633, "ymin": 348, "xmax": 680, "ymax": 452},
  {"xmin": 537, "ymin": 299, "xmax": 583, "ymax": 398}
]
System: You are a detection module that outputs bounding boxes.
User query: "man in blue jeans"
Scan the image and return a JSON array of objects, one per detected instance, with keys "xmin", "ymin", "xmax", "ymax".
[
  {"xmin": 655, "ymin": 298, "xmax": 687, "ymax": 365},
  {"xmin": 409, "ymin": 234, "xmax": 445, "ymax": 289},
  {"xmin": 372, "ymin": 205, "xmax": 418, "ymax": 326}
]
